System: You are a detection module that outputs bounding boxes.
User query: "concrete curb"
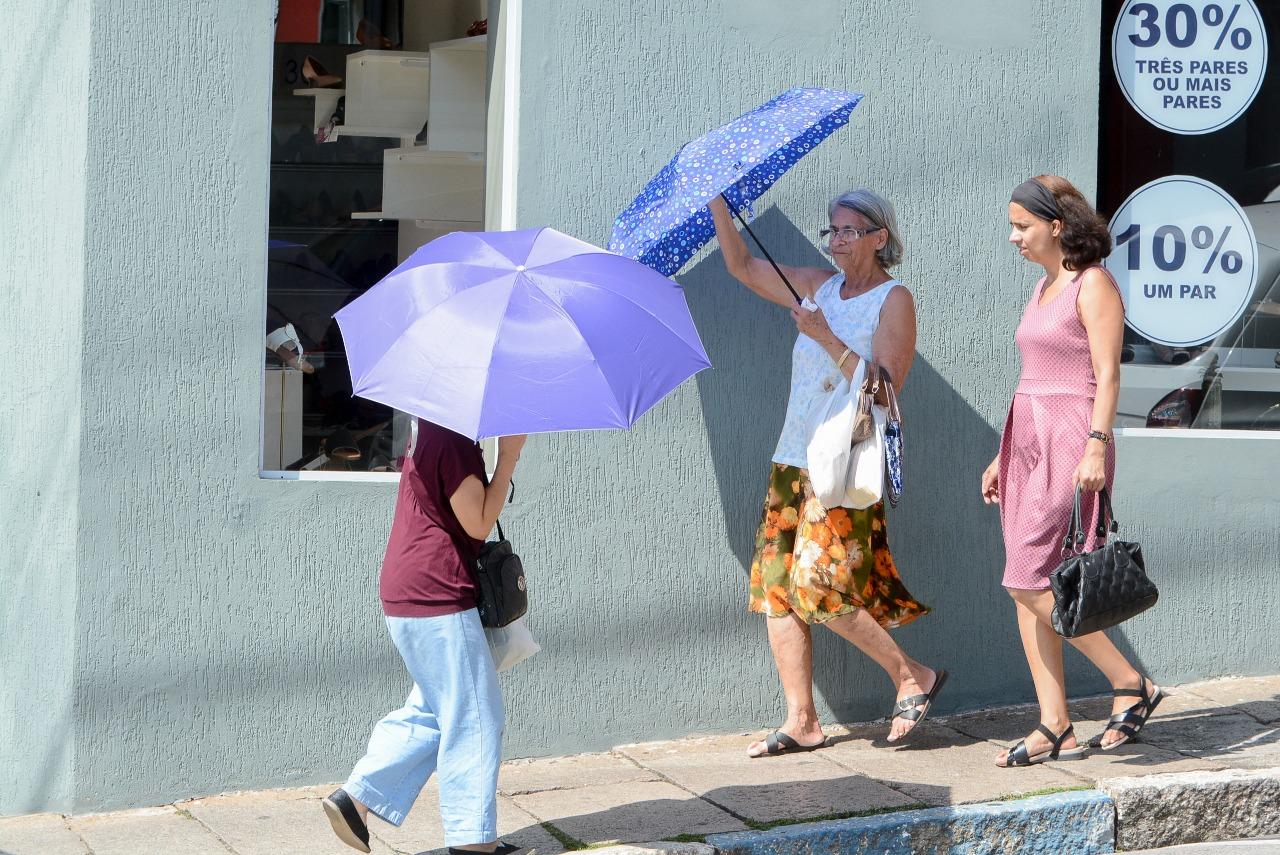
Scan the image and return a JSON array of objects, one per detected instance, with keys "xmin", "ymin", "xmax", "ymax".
[
  {"xmin": 703, "ymin": 790, "xmax": 1114, "ymax": 855},
  {"xmin": 1102, "ymin": 766, "xmax": 1280, "ymax": 851}
]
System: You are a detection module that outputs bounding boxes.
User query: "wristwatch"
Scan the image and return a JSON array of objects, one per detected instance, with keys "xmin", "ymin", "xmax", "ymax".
[{"xmin": 1088, "ymin": 430, "xmax": 1111, "ymax": 444}]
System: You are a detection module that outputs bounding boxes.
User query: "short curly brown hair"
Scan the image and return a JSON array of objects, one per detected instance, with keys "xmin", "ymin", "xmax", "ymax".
[{"xmin": 1033, "ymin": 175, "xmax": 1113, "ymax": 271}]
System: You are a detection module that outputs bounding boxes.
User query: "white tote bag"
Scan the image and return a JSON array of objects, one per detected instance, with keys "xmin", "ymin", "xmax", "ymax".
[
  {"xmin": 843, "ymin": 404, "xmax": 887, "ymax": 509},
  {"xmin": 805, "ymin": 361, "xmax": 867, "ymax": 508}
]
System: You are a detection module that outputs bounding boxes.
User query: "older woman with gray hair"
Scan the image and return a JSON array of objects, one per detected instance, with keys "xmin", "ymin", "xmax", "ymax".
[{"xmin": 708, "ymin": 189, "xmax": 946, "ymax": 754}]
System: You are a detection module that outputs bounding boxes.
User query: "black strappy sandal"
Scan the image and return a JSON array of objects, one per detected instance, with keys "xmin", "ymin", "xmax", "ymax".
[
  {"xmin": 750, "ymin": 730, "xmax": 828, "ymax": 757},
  {"xmin": 999, "ymin": 724, "xmax": 1086, "ymax": 767},
  {"xmin": 889, "ymin": 669, "xmax": 949, "ymax": 741},
  {"xmin": 1092, "ymin": 677, "xmax": 1164, "ymax": 750}
]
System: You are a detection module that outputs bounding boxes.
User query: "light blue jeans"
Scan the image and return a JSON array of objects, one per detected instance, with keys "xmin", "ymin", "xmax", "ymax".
[{"xmin": 344, "ymin": 609, "xmax": 504, "ymax": 846}]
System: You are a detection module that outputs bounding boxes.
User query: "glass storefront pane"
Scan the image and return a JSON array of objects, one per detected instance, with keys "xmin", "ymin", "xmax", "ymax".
[
  {"xmin": 1100, "ymin": 0, "xmax": 1279, "ymax": 430},
  {"xmin": 264, "ymin": 0, "xmax": 488, "ymax": 471}
]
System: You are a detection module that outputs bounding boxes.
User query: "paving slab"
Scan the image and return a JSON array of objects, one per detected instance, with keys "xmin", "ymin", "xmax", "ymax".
[
  {"xmin": 820, "ymin": 720, "xmax": 1083, "ymax": 805},
  {"xmin": 1103, "ymin": 767, "xmax": 1280, "ymax": 850},
  {"xmin": 510, "ymin": 779, "xmax": 747, "ymax": 845},
  {"xmin": 186, "ymin": 789, "xmax": 397, "ymax": 855},
  {"xmin": 370, "ymin": 788, "xmax": 563, "ymax": 855},
  {"xmin": 1183, "ymin": 676, "xmax": 1280, "ymax": 724},
  {"xmin": 0, "ymin": 814, "xmax": 87, "ymax": 855},
  {"xmin": 944, "ymin": 700, "xmax": 1231, "ymax": 778},
  {"xmin": 1136, "ymin": 711, "xmax": 1280, "ymax": 767},
  {"xmin": 499, "ymin": 752, "xmax": 658, "ymax": 796},
  {"xmin": 1068, "ymin": 685, "xmax": 1234, "ymax": 721},
  {"xmin": 69, "ymin": 806, "xmax": 230, "ymax": 855},
  {"xmin": 617, "ymin": 731, "xmax": 914, "ymax": 824}
]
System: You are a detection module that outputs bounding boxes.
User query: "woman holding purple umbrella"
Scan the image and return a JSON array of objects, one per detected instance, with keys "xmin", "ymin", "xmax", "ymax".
[
  {"xmin": 707, "ymin": 190, "xmax": 946, "ymax": 755},
  {"xmin": 323, "ymin": 421, "xmax": 527, "ymax": 854}
]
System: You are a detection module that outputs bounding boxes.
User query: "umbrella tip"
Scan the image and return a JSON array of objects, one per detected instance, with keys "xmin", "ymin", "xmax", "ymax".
[{"xmin": 516, "ymin": 264, "xmax": 527, "ymax": 272}]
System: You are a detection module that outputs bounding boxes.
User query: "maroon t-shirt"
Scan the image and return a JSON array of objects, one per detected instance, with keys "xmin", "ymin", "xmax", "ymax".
[{"xmin": 380, "ymin": 420, "xmax": 487, "ymax": 617}]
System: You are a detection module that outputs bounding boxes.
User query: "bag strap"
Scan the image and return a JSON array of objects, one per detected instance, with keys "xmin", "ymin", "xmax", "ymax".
[
  {"xmin": 1062, "ymin": 485, "xmax": 1120, "ymax": 555},
  {"xmin": 860, "ymin": 360, "xmax": 882, "ymax": 396},
  {"xmin": 879, "ymin": 367, "xmax": 901, "ymax": 422},
  {"xmin": 493, "ymin": 479, "xmax": 515, "ymax": 542}
]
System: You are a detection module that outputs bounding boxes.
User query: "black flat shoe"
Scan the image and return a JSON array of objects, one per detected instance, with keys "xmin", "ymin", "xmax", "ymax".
[
  {"xmin": 448, "ymin": 844, "xmax": 523, "ymax": 855},
  {"xmin": 323, "ymin": 788, "xmax": 371, "ymax": 853}
]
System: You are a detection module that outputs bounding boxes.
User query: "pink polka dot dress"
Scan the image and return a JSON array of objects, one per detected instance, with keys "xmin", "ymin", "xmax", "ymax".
[{"xmin": 999, "ymin": 266, "xmax": 1117, "ymax": 590}]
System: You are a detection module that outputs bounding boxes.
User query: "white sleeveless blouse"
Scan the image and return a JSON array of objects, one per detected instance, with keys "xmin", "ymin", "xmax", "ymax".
[{"xmin": 772, "ymin": 274, "xmax": 902, "ymax": 468}]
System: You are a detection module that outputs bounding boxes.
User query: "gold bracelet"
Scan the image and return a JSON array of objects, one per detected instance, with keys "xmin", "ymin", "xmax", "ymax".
[{"xmin": 836, "ymin": 348, "xmax": 853, "ymax": 369}]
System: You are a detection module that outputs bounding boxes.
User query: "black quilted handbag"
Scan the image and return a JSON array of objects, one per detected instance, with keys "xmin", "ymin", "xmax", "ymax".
[
  {"xmin": 1050, "ymin": 487, "xmax": 1157, "ymax": 638},
  {"xmin": 474, "ymin": 518, "xmax": 527, "ymax": 628}
]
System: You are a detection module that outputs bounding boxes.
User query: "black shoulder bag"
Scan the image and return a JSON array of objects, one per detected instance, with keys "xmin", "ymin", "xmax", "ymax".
[
  {"xmin": 1050, "ymin": 486, "xmax": 1157, "ymax": 638},
  {"xmin": 473, "ymin": 482, "xmax": 528, "ymax": 628}
]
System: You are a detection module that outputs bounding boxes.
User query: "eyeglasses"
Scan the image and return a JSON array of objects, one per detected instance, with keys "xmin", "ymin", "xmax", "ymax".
[{"xmin": 818, "ymin": 226, "xmax": 883, "ymax": 243}]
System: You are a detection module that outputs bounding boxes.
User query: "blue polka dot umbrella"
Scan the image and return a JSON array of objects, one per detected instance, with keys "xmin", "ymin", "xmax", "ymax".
[{"xmin": 608, "ymin": 87, "xmax": 863, "ymax": 290}]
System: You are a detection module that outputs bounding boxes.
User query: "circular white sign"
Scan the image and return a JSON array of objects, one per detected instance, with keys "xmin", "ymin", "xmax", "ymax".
[
  {"xmin": 1105, "ymin": 175, "xmax": 1258, "ymax": 347},
  {"xmin": 1112, "ymin": 0, "xmax": 1268, "ymax": 135}
]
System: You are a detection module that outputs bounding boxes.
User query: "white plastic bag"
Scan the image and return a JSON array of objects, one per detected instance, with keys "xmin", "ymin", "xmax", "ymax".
[
  {"xmin": 844, "ymin": 404, "xmax": 887, "ymax": 509},
  {"xmin": 805, "ymin": 361, "xmax": 866, "ymax": 508},
  {"xmin": 485, "ymin": 617, "xmax": 541, "ymax": 673}
]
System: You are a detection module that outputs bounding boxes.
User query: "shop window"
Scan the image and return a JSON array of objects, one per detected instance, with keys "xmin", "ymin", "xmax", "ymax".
[
  {"xmin": 1100, "ymin": 0, "xmax": 1280, "ymax": 431},
  {"xmin": 263, "ymin": 0, "xmax": 494, "ymax": 473}
]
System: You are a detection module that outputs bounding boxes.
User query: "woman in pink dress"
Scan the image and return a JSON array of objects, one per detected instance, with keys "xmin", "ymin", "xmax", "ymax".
[{"xmin": 982, "ymin": 175, "xmax": 1164, "ymax": 767}]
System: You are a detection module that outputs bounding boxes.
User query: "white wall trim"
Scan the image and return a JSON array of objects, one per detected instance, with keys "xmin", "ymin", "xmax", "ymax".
[
  {"xmin": 260, "ymin": 470, "xmax": 402, "ymax": 482},
  {"xmin": 1116, "ymin": 427, "xmax": 1280, "ymax": 440},
  {"xmin": 498, "ymin": 0, "xmax": 521, "ymax": 230}
]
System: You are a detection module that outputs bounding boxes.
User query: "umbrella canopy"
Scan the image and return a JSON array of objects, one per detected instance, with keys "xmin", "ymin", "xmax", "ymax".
[
  {"xmin": 333, "ymin": 227, "xmax": 711, "ymax": 440},
  {"xmin": 608, "ymin": 87, "xmax": 863, "ymax": 277}
]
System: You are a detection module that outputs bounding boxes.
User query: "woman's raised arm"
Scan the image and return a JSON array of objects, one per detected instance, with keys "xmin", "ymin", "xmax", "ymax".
[{"xmin": 708, "ymin": 196, "xmax": 830, "ymax": 308}]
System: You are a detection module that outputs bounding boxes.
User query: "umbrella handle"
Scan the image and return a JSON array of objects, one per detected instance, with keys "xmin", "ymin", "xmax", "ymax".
[{"xmin": 723, "ymin": 194, "xmax": 803, "ymax": 306}]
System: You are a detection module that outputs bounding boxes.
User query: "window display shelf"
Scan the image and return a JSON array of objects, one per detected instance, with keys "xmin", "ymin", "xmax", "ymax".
[
  {"xmin": 348, "ymin": 147, "xmax": 484, "ymax": 224},
  {"xmin": 350, "ymin": 213, "xmax": 481, "ymax": 229},
  {"xmin": 332, "ymin": 126, "xmax": 418, "ymax": 142},
  {"xmin": 293, "ymin": 87, "xmax": 345, "ymax": 135}
]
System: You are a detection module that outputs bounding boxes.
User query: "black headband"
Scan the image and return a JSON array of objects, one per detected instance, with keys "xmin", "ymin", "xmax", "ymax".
[{"xmin": 1011, "ymin": 179, "xmax": 1063, "ymax": 223}]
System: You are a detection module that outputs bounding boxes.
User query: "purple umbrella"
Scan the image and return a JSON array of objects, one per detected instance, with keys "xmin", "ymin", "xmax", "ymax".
[{"xmin": 333, "ymin": 227, "xmax": 711, "ymax": 440}]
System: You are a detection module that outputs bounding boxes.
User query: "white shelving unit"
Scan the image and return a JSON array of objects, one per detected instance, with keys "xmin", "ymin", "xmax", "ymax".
[
  {"xmin": 293, "ymin": 35, "xmax": 488, "ymax": 261},
  {"xmin": 340, "ymin": 50, "xmax": 431, "ymax": 138},
  {"xmin": 426, "ymin": 35, "xmax": 487, "ymax": 154}
]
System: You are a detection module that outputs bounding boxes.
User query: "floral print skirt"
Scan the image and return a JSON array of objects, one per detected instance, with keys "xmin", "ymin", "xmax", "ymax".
[{"xmin": 748, "ymin": 463, "xmax": 930, "ymax": 627}]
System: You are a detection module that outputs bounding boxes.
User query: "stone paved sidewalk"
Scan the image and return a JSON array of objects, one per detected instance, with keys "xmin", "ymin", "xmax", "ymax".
[{"xmin": 3, "ymin": 675, "xmax": 1278, "ymax": 855}]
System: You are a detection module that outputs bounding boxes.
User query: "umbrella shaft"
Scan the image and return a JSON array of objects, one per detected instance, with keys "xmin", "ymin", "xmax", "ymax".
[{"xmin": 725, "ymin": 195, "xmax": 802, "ymax": 306}]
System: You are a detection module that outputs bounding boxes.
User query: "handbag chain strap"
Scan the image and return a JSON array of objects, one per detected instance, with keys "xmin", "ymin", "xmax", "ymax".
[{"xmin": 1062, "ymin": 486, "xmax": 1121, "ymax": 555}]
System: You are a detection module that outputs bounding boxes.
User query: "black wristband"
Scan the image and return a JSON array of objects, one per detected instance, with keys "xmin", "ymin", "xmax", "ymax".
[{"xmin": 1088, "ymin": 430, "xmax": 1111, "ymax": 444}]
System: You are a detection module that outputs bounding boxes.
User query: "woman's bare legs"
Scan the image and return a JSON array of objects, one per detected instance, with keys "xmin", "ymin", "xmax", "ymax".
[
  {"xmin": 749, "ymin": 609, "xmax": 939, "ymax": 754},
  {"xmin": 824, "ymin": 609, "xmax": 938, "ymax": 741},
  {"xmin": 747, "ymin": 613, "xmax": 826, "ymax": 756},
  {"xmin": 997, "ymin": 587, "xmax": 1152, "ymax": 764}
]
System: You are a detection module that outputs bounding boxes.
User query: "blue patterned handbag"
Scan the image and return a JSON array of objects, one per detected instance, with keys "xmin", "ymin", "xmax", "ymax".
[{"xmin": 881, "ymin": 372, "xmax": 904, "ymax": 507}]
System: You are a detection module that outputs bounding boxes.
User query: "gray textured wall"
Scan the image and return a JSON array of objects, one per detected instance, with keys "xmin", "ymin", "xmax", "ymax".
[
  {"xmin": 0, "ymin": 0, "xmax": 91, "ymax": 815},
  {"xmin": 3, "ymin": 0, "xmax": 1278, "ymax": 818}
]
